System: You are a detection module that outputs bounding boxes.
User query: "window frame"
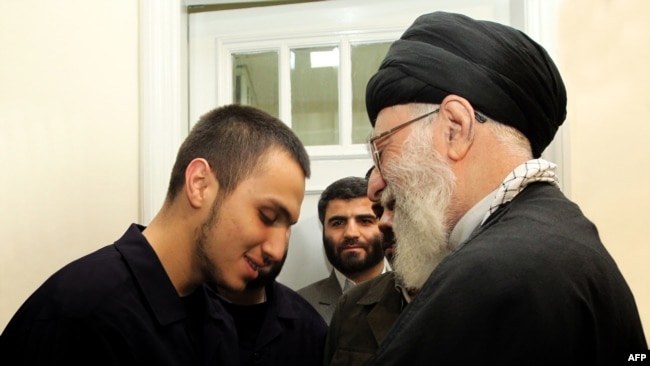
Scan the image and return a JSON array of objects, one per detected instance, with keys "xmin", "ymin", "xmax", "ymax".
[
  {"xmin": 207, "ymin": 31, "xmax": 402, "ymax": 159},
  {"xmin": 140, "ymin": 0, "xmax": 567, "ymax": 224}
]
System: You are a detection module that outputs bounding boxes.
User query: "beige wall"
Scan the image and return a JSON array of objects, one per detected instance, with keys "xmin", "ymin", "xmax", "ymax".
[
  {"xmin": 0, "ymin": 0, "xmax": 139, "ymax": 329},
  {"xmin": 0, "ymin": 0, "xmax": 647, "ymax": 341},
  {"xmin": 560, "ymin": 0, "xmax": 650, "ymax": 339}
]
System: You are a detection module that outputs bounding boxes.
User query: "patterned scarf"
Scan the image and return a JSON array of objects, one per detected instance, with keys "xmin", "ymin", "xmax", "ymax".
[{"xmin": 482, "ymin": 159, "xmax": 559, "ymax": 224}]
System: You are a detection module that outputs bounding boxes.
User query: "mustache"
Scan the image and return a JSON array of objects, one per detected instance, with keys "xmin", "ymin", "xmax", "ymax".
[{"xmin": 340, "ymin": 238, "xmax": 361, "ymax": 247}]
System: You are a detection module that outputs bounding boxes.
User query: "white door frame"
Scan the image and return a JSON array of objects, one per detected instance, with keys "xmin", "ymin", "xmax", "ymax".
[{"xmin": 139, "ymin": 0, "xmax": 566, "ymax": 224}]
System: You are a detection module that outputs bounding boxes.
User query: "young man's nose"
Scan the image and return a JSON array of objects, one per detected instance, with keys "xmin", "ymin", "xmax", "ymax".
[{"xmin": 261, "ymin": 228, "xmax": 289, "ymax": 262}]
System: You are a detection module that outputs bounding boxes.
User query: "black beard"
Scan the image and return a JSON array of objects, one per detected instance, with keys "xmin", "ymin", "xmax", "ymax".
[{"xmin": 323, "ymin": 233, "xmax": 384, "ymax": 277}]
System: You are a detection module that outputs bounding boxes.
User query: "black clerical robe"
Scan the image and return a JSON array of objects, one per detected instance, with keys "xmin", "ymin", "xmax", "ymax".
[{"xmin": 367, "ymin": 183, "xmax": 647, "ymax": 366}]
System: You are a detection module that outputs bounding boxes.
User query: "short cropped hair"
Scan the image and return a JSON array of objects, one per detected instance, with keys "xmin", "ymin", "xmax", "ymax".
[
  {"xmin": 166, "ymin": 104, "xmax": 311, "ymax": 202},
  {"xmin": 317, "ymin": 176, "xmax": 368, "ymax": 224}
]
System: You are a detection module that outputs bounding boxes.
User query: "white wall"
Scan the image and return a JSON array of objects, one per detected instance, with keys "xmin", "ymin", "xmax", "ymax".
[
  {"xmin": 0, "ymin": 1, "xmax": 140, "ymax": 329},
  {"xmin": 0, "ymin": 0, "xmax": 648, "ymax": 341},
  {"xmin": 559, "ymin": 0, "xmax": 650, "ymax": 340}
]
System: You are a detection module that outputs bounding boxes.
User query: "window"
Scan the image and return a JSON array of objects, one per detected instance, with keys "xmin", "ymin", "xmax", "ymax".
[
  {"xmin": 229, "ymin": 42, "xmax": 391, "ymax": 148},
  {"xmin": 167, "ymin": 0, "xmax": 556, "ymax": 290},
  {"xmin": 188, "ymin": 0, "xmax": 518, "ymax": 192},
  {"xmin": 232, "ymin": 51, "xmax": 279, "ymax": 118}
]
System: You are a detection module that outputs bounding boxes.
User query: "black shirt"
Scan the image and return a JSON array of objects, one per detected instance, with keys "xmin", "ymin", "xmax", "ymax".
[
  {"xmin": 221, "ymin": 301, "xmax": 268, "ymax": 365},
  {"xmin": 0, "ymin": 224, "xmax": 239, "ymax": 366}
]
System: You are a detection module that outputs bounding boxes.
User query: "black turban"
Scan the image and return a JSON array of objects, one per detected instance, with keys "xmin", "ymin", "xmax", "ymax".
[{"xmin": 366, "ymin": 12, "xmax": 567, "ymax": 158}]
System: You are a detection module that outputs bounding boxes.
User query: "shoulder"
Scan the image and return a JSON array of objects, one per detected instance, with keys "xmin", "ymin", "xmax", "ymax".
[
  {"xmin": 297, "ymin": 276, "xmax": 332, "ymax": 292},
  {"xmin": 1, "ymin": 243, "xmax": 141, "ymax": 346},
  {"xmin": 343, "ymin": 272, "xmax": 396, "ymax": 304},
  {"xmin": 277, "ymin": 283, "xmax": 322, "ymax": 315},
  {"xmin": 460, "ymin": 184, "xmax": 607, "ymax": 272},
  {"xmin": 18, "ymin": 244, "xmax": 135, "ymax": 318},
  {"xmin": 275, "ymin": 281, "xmax": 313, "ymax": 306},
  {"xmin": 486, "ymin": 183, "xmax": 597, "ymax": 242},
  {"xmin": 420, "ymin": 185, "xmax": 613, "ymax": 308},
  {"xmin": 44, "ymin": 245, "xmax": 127, "ymax": 291},
  {"xmin": 357, "ymin": 271, "xmax": 396, "ymax": 292},
  {"xmin": 297, "ymin": 275, "xmax": 335, "ymax": 297},
  {"xmin": 272, "ymin": 282, "xmax": 328, "ymax": 329}
]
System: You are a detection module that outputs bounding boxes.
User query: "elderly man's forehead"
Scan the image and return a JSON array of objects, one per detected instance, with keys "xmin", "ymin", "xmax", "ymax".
[{"xmin": 373, "ymin": 105, "xmax": 412, "ymax": 132}]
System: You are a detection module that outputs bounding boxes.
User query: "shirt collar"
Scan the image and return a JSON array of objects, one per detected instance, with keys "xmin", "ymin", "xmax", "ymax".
[
  {"xmin": 333, "ymin": 257, "xmax": 392, "ymax": 291},
  {"xmin": 382, "ymin": 256, "xmax": 392, "ymax": 272},
  {"xmin": 448, "ymin": 158, "xmax": 558, "ymax": 250},
  {"xmin": 115, "ymin": 224, "xmax": 232, "ymax": 327},
  {"xmin": 448, "ymin": 189, "xmax": 496, "ymax": 250},
  {"xmin": 114, "ymin": 224, "xmax": 188, "ymax": 325}
]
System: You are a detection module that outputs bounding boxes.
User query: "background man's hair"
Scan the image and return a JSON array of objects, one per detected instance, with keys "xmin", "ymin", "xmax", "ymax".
[{"xmin": 318, "ymin": 176, "xmax": 368, "ymax": 224}]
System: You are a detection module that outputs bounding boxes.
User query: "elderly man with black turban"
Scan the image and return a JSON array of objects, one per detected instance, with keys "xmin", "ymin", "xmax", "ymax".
[{"xmin": 364, "ymin": 11, "xmax": 647, "ymax": 365}]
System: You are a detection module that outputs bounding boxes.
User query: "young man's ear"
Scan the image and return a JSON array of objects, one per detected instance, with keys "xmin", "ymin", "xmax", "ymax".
[
  {"xmin": 184, "ymin": 158, "xmax": 217, "ymax": 209},
  {"xmin": 439, "ymin": 95, "xmax": 476, "ymax": 161}
]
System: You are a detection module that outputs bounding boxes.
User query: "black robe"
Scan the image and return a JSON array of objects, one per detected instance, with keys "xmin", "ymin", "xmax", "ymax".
[{"xmin": 367, "ymin": 183, "xmax": 647, "ymax": 366}]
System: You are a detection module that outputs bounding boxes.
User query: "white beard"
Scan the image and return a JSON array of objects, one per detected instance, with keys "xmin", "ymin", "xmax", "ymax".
[{"xmin": 382, "ymin": 124, "xmax": 456, "ymax": 290}]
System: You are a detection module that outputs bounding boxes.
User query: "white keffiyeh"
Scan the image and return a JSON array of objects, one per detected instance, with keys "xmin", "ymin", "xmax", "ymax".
[{"xmin": 482, "ymin": 159, "xmax": 559, "ymax": 224}]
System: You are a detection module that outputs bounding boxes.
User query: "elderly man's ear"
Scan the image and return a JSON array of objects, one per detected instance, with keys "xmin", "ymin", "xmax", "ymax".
[{"xmin": 439, "ymin": 95, "xmax": 477, "ymax": 161}]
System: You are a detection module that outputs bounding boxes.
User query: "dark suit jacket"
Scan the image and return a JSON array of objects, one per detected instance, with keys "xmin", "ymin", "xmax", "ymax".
[
  {"xmin": 324, "ymin": 271, "xmax": 402, "ymax": 366},
  {"xmin": 297, "ymin": 270, "xmax": 342, "ymax": 325},
  {"xmin": 367, "ymin": 183, "xmax": 648, "ymax": 365}
]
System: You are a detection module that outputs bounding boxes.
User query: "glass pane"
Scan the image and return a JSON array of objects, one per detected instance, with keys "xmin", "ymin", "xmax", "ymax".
[
  {"xmin": 232, "ymin": 51, "xmax": 279, "ymax": 118},
  {"xmin": 351, "ymin": 42, "xmax": 392, "ymax": 144},
  {"xmin": 291, "ymin": 46, "xmax": 339, "ymax": 146}
]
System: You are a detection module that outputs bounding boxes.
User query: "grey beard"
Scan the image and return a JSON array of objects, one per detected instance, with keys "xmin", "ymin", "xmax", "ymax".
[{"xmin": 383, "ymin": 124, "xmax": 456, "ymax": 290}]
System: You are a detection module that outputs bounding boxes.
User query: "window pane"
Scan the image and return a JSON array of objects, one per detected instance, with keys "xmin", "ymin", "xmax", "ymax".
[
  {"xmin": 291, "ymin": 46, "xmax": 339, "ymax": 146},
  {"xmin": 232, "ymin": 51, "xmax": 279, "ymax": 118},
  {"xmin": 351, "ymin": 42, "xmax": 392, "ymax": 144}
]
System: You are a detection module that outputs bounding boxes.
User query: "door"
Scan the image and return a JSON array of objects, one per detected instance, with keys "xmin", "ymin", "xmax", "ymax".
[{"xmin": 188, "ymin": 0, "xmax": 537, "ymax": 289}]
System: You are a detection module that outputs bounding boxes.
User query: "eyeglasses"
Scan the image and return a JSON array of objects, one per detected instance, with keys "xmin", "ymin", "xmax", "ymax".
[
  {"xmin": 368, "ymin": 108, "xmax": 488, "ymax": 176},
  {"xmin": 368, "ymin": 109, "xmax": 439, "ymax": 176}
]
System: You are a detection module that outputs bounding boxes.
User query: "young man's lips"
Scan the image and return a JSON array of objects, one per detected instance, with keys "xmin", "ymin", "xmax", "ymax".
[
  {"xmin": 245, "ymin": 256, "xmax": 263, "ymax": 278},
  {"xmin": 246, "ymin": 255, "xmax": 265, "ymax": 267}
]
